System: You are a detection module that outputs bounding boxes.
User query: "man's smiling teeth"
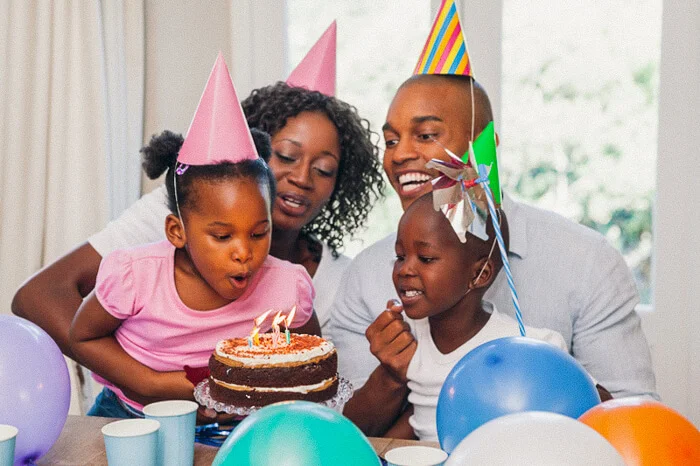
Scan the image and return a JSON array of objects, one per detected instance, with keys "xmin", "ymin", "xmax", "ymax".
[{"xmin": 404, "ymin": 290, "xmax": 423, "ymax": 297}]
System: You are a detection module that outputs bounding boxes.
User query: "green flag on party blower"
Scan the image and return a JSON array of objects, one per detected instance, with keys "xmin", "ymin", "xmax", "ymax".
[{"xmin": 464, "ymin": 121, "xmax": 501, "ymax": 205}]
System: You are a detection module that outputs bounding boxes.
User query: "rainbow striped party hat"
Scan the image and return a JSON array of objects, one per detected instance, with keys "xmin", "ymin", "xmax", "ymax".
[{"xmin": 413, "ymin": 0, "xmax": 473, "ymax": 77}]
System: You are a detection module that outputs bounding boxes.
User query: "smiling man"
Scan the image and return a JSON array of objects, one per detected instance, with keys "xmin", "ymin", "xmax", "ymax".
[
  {"xmin": 332, "ymin": 0, "xmax": 656, "ymax": 436},
  {"xmin": 381, "ymin": 75, "xmax": 492, "ymax": 210}
]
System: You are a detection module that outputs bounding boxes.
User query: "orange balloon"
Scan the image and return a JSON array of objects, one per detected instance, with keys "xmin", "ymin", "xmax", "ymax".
[{"xmin": 579, "ymin": 398, "xmax": 700, "ymax": 465}]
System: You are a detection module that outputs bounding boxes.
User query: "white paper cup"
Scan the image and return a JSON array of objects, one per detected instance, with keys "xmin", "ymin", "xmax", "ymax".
[
  {"xmin": 143, "ymin": 400, "xmax": 198, "ymax": 466},
  {"xmin": 101, "ymin": 418, "xmax": 160, "ymax": 466},
  {"xmin": 385, "ymin": 445, "xmax": 449, "ymax": 466},
  {"xmin": 0, "ymin": 425, "xmax": 18, "ymax": 466}
]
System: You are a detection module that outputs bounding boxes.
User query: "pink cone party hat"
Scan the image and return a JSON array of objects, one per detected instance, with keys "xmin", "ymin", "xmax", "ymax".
[
  {"xmin": 177, "ymin": 52, "xmax": 258, "ymax": 166},
  {"xmin": 414, "ymin": 0, "xmax": 473, "ymax": 77},
  {"xmin": 286, "ymin": 21, "xmax": 336, "ymax": 96}
]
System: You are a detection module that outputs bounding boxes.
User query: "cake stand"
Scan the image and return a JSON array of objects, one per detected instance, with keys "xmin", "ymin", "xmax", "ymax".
[{"xmin": 194, "ymin": 376, "xmax": 354, "ymax": 416}]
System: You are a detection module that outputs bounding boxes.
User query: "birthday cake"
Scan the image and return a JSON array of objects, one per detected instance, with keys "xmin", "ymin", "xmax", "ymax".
[{"xmin": 208, "ymin": 333, "xmax": 339, "ymax": 407}]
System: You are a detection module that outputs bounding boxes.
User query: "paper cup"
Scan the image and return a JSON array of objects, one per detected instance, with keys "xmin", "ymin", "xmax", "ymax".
[
  {"xmin": 143, "ymin": 400, "xmax": 198, "ymax": 466},
  {"xmin": 385, "ymin": 445, "xmax": 449, "ymax": 466},
  {"xmin": 0, "ymin": 425, "xmax": 18, "ymax": 466},
  {"xmin": 102, "ymin": 418, "xmax": 160, "ymax": 466}
]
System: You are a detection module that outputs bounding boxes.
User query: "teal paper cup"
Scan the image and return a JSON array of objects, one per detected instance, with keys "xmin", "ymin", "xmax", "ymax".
[
  {"xmin": 143, "ymin": 400, "xmax": 198, "ymax": 466},
  {"xmin": 0, "ymin": 425, "xmax": 18, "ymax": 466},
  {"xmin": 101, "ymin": 418, "xmax": 160, "ymax": 466}
]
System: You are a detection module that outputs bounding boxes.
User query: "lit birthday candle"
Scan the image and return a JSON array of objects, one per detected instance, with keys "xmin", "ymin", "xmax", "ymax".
[
  {"xmin": 250, "ymin": 309, "xmax": 272, "ymax": 346},
  {"xmin": 285, "ymin": 305, "xmax": 297, "ymax": 344},
  {"xmin": 271, "ymin": 311, "xmax": 285, "ymax": 348}
]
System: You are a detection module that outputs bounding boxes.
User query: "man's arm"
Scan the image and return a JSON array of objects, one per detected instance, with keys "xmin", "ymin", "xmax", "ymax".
[
  {"xmin": 573, "ymin": 237, "xmax": 657, "ymax": 399},
  {"xmin": 384, "ymin": 404, "xmax": 416, "ymax": 440},
  {"xmin": 329, "ymin": 258, "xmax": 384, "ymax": 389},
  {"xmin": 12, "ymin": 243, "xmax": 102, "ymax": 359}
]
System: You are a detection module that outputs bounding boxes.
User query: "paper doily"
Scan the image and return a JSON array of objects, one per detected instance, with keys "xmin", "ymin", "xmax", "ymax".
[{"xmin": 194, "ymin": 377, "xmax": 353, "ymax": 415}]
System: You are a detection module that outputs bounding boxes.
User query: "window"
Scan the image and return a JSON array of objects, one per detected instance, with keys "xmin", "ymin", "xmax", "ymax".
[
  {"xmin": 286, "ymin": 0, "xmax": 430, "ymax": 257},
  {"xmin": 500, "ymin": 0, "xmax": 663, "ymax": 304}
]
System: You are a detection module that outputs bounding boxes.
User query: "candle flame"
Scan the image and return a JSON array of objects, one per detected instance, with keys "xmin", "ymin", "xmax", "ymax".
[
  {"xmin": 285, "ymin": 305, "xmax": 296, "ymax": 328},
  {"xmin": 272, "ymin": 310, "xmax": 285, "ymax": 329},
  {"xmin": 249, "ymin": 309, "xmax": 273, "ymax": 346},
  {"xmin": 254, "ymin": 309, "xmax": 272, "ymax": 327}
]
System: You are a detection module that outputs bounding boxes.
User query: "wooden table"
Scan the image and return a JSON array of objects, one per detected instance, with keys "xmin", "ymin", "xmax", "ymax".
[{"xmin": 37, "ymin": 415, "xmax": 438, "ymax": 465}]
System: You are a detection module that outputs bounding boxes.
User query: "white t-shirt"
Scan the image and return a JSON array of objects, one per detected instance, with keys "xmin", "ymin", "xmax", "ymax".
[
  {"xmin": 88, "ymin": 185, "xmax": 351, "ymax": 334},
  {"xmin": 406, "ymin": 302, "xmax": 568, "ymax": 442}
]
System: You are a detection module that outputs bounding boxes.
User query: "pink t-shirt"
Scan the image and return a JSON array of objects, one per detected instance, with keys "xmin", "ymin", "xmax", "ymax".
[{"xmin": 93, "ymin": 240, "xmax": 314, "ymax": 408}]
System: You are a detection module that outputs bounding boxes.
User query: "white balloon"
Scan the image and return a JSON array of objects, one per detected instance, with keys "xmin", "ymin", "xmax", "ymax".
[{"xmin": 445, "ymin": 411, "xmax": 625, "ymax": 466}]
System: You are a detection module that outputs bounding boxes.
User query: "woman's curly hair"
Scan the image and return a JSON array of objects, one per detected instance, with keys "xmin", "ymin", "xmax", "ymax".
[{"xmin": 242, "ymin": 82, "xmax": 385, "ymax": 257}]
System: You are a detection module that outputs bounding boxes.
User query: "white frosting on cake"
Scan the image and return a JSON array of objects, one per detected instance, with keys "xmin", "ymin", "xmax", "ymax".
[
  {"xmin": 215, "ymin": 334, "xmax": 335, "ymax": 367},
  {"xmin": 211, "ymin": 376, "xmax": 336, "ymax": 394}
]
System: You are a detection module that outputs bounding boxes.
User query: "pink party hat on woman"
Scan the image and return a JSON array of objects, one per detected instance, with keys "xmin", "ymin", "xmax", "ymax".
[
  {"xmin": 177, "ymin": 52, "xmax": 258, "ymax": 166},
  {"xmin": 286, "ymin": 21, "xmax": 336, "ymax": 96}
]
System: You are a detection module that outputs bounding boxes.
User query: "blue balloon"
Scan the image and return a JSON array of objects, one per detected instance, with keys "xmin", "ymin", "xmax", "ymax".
[
  {"xmin": 436, "ymin": 336, "xmax": 600, "ymax": 454},
  {"xmin": 213, "ymin": 401, "xmax": 380, "ymax": 466}
]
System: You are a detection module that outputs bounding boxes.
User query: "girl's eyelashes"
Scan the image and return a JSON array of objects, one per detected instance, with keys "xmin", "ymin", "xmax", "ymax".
[
  {"xmin": 419, "ymin": 256, "xmax": 437, "ymax": 263},
  {"xmin": 251, "ymin": 224, "xmax": 271, "ymax": 239},
  {"xmin": 212, "ymin": 234, "xmax": 231, "ymax": 241},
  {"xmin": 394, "ymin": 254, "xmax": 405, "ymax": 262},
  {"xmin": 251, "ymin": 230, "xmax": 270, "ymax": 239}
]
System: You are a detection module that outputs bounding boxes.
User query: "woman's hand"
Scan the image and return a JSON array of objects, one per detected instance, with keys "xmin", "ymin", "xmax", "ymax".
[{"xmin": 365, "ymin": 299, "xmax": 417, "ymax": 384}]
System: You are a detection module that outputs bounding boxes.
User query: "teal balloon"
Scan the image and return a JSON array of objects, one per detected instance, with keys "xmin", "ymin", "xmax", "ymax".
[{"xmin": 212, "ymin": 401, "xmax": 380, "ymax": 466}]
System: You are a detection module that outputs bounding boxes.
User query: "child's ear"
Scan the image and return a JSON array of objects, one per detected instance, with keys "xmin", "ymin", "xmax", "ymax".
[
  {"xmin": 165, "ymin": 213, "xmax": 187, "ymax": 248},
  {"xmin": 469, "ymin": 257, "xmax": 495, "ymax": 290}
]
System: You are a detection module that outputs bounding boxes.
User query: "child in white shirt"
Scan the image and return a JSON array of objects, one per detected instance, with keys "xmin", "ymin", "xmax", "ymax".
[{"xmin": 391, "ymin": 192, "xmax": 568, "ymax": 441}]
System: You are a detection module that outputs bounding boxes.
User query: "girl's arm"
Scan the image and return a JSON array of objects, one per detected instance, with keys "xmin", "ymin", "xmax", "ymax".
[{"xmin": 69, "ymin": 292, "xmax": 194, "ymax": 403}]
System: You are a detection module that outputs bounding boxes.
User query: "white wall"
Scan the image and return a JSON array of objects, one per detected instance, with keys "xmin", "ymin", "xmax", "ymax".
[
  {"xmin": 141, "ymin": 0, "xmax": 285, "ymax": 193},
  {"xmin": 643, "ymin": 0, "xmax": 700, "ymax": 425}
]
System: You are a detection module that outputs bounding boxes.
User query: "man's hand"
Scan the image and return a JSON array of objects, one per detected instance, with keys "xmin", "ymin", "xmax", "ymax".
[{"xmin": 365, "ymin": 299, "xmax": 417, "ymax": 383}]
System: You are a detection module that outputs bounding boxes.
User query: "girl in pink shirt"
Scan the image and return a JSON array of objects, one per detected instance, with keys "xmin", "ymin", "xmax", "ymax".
[
  {"xmin": 69, "ymin": 119, "xmax": 319, "ymax": 418},
  {"xmin": 69, "ymin": 127, "xmax": 318, "ymax": 417}
]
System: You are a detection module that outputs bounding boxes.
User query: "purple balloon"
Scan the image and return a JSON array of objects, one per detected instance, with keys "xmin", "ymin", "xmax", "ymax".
[{"xmin": 0, "ymin": 315, "xmax": 70, "ymax": 465}]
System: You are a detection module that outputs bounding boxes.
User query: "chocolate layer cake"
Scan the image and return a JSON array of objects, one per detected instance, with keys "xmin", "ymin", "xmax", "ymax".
[{"xmin": 208, "ymin": 333, "xmax": 338, "ymax": 407}]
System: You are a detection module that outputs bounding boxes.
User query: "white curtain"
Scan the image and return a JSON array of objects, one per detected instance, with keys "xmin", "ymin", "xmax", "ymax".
[{"xmin": 0, "ymin": 0, "xmax": 144, "ymax": 413}]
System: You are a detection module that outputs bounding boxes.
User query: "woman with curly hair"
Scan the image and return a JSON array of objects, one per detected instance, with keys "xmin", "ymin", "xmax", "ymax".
[{"xmin": 12, "ymin": 81, "xmax": 385, "ymax": 359}]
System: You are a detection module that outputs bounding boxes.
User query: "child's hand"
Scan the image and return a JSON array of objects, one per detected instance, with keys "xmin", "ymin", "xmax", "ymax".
[{"xmin": 365, "ymin": 299, "xmax": 417, "ymax": 384}]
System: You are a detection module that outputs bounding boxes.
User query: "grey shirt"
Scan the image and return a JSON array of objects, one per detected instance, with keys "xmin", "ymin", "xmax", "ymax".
[{"xmin": 329, "ymin": 193, "xmax": 658, "ymax": 399}]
